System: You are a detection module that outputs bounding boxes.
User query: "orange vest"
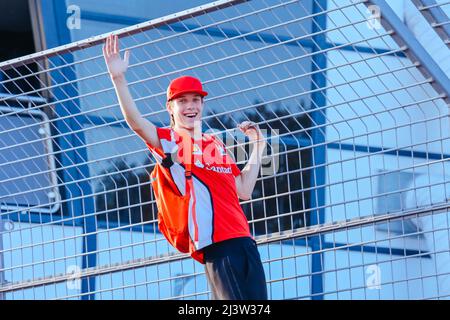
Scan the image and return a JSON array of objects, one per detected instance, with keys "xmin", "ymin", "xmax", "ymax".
[
  {"xmin": 149, "ymin": 131, "xmax": 205, "ymax": 263},
  {"xmin": 147, "ymin": 127, "xmax": 252, "ymax": 264}
]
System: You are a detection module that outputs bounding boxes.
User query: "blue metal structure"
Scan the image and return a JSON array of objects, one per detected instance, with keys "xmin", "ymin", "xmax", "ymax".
[
  {"xmin": 309, "ymin": 0, "xmax": 328, "ymax": 300},
  {"xmin": 367, "ymin": 0, "xmax": 450, "ymax": 104},
  {"xmin": 39, "ymin": 0, "xmax": 97, "ymax": 299},
  {"xmin": 413, "ymin": 0, "xmax": 450, "ymax": 47}
]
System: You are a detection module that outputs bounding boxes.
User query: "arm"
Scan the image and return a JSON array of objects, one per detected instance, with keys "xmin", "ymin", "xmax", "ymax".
[
  {"xmin": 234, "ymin": 121, "xmax": 267, "ymax": 200},
  {"xmin": 103, "ymin": 34, "xmax": 161, "ymax": 151}
]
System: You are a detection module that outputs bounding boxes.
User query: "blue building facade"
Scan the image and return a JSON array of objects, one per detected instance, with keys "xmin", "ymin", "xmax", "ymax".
[{"xmin": 0, "ymin": 0, "xmax": 449, "ymax": 299}]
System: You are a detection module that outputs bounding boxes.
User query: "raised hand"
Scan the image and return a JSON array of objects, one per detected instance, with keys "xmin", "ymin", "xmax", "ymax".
[
  {"xmin": 103, "ymin": 34, "xmax": 130, "ymax": 79},
  {"xmin": 238, "ymin": 121, "xmax": 266, "ymax": 146}
]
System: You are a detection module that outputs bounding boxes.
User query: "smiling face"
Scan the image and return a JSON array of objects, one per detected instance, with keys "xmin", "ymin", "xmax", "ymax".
[{"xmin": 166, "ymin": 93, "xmax": 204, "ymax": 131}]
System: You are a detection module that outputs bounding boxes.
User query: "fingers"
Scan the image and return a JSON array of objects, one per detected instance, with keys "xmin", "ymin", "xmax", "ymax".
[
  {"xmin": 114, "ymin": 34, "xmax": 118, "ymax": 54},
  {"xmin": 108, "ymin": 34, "xmax": 113, "ymax": 56},
  {"xmin": 104, "ymin": 35, "xmax": 110, "ymax": 57},
  {"xmin": 103, "ymin": 35, "xmax": 109, "ymax": 57},
  {"xmin": 102, "ymin": 42, "xmax": 107, "ymax": 58},
  {"xmin": 238, "ymin": 121, "xmax": 258, "ymax": 132},
  {"xmin": 237, "ymin": 121, "xmax": 249, "ymax": 130},
  {"xmin": 238, "ymin": 121, "xmax": 265, "ymax": 143},
  {"xmin": 124, "ymin": 50, "xmax": 130, "ymax": 65}
]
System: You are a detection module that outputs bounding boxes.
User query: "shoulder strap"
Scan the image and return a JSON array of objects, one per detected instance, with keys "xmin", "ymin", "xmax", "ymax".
[
  {"xmin": 172, "ymin": 128, "xmax": 194, "ymax": 180},
  {"xmin": 185, "ymin": 157, "xmax": 192, "ymax": 180},
  {"xmin": 171, "ymin": 129, "xmax": 199, "ymax": 244}
]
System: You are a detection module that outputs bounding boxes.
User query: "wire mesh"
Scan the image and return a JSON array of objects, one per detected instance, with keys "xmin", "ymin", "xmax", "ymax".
[
  {"xmin": 0, "ymin": 0, "xmax": 449, "ymax": 300},
  {"xmin": 412, "ymin": 0, "xmax": 450, "ymax": 47}
]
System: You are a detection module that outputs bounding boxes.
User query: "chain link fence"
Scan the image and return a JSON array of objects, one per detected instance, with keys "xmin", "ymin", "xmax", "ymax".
[{"xmin": 0, "ymin": 0, "xmax": 449, "ymax": 299}]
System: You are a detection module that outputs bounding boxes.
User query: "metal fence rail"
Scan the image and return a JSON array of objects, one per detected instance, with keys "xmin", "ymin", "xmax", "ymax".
[
  {"xmin": 412, "ymin": 0, "xmax": 450, "ymax": 47},
  {"xmin": 0, "ymin": 0, "xmax": 449, "ymax": 299}
]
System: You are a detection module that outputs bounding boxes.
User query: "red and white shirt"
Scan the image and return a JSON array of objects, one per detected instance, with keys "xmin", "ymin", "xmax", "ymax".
[{"xmin": 146, "ymin": 127, "xmax": 252, "ymax": 252}]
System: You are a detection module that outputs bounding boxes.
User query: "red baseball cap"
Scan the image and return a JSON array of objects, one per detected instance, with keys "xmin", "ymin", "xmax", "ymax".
[{"xmin": 166, "ymin": 76, "xmax": 208, "ymax": 101}]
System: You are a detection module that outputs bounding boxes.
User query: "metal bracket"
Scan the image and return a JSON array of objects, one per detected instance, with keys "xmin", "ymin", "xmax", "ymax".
[
  {"xmin": 366, "ymin": 0, "xmax": 450, "ymax": 105},
  {"xmin": 412, "ymin": 0, "xmax": 450, "ymax": 48}
]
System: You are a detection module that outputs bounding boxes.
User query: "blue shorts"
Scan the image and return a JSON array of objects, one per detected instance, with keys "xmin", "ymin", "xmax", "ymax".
[{"xmin": 202, "ymin": 236, "xmax": 268, "ymax": 300}]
